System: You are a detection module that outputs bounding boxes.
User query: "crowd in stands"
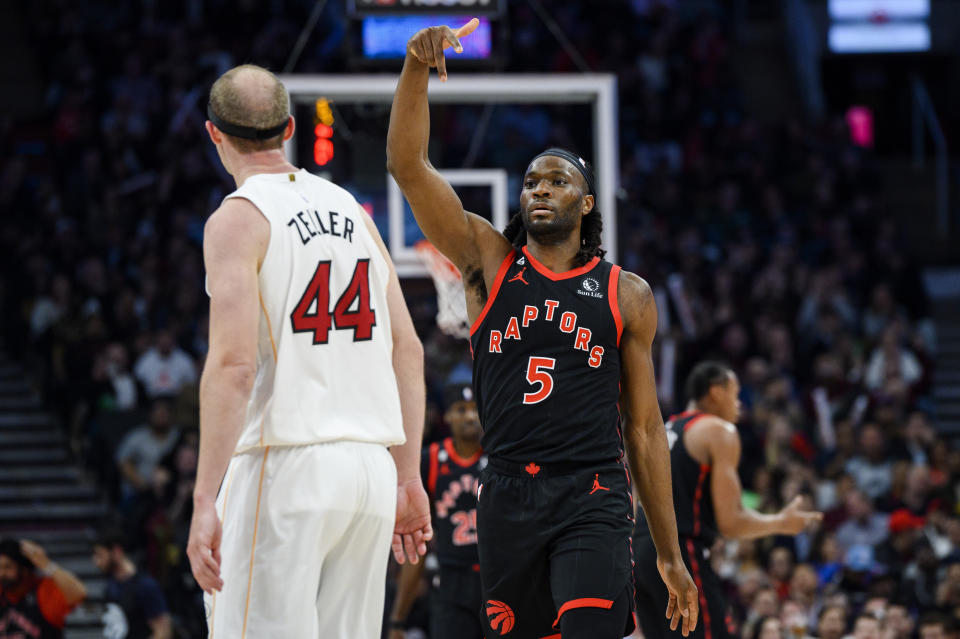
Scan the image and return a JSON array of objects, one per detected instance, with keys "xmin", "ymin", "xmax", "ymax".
[{"xmin": 1, "ymin": 0, "xmax": 957, "ymax": 637}]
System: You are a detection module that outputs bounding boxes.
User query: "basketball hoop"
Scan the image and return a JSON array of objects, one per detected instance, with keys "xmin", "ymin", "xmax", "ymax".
[{"xmin": 415, "ymin": 240, "xmax": 471, "ymax": 339}]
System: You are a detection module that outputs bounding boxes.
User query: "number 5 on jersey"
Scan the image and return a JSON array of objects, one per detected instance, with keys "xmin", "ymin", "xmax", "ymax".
[
  {"xmin": 291, "ymin": 259, "xmax": 376, "ymax": 344},
  {"xmin": 523, "ymin": 356, "xmax": 556, "ymax": 405}
]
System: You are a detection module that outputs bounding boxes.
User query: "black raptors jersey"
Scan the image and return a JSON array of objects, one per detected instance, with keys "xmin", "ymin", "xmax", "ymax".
[
  {"xmin": 469, "ymin": 247, "xmax": 623, "ymax": 465},
  {"xmin": 422, "ymin": 438, "xmax": 487, "ymax": 567},
  {"xmin": 637, "ymin": 411, "xmax": 719, "ymax": 545}
]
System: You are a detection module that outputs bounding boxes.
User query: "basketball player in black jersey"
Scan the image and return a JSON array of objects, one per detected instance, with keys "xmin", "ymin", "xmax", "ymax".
[
  {"xmin": 633, "ymin": 362, "xmax": 822, "ymax": 639},
  {"xmin": 387, "ymin": 20, "xmax": 699, "ymax": 639},
  {"xmin": 388, "ymin": 383, "xmax": 486, "ymax": 639}
]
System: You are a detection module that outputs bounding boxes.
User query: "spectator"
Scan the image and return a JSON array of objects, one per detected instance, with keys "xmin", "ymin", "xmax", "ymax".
[
  {"xmin": 749, "ymin": 587, "xmax": 782, "ymax": 630},
  {"xmin": 863, "ymin": 596, "xmax": 888, "ymax": 619},
  {"xmin": 884, "ymin": 602, "xmax": 915, "ymax": 639},
  {"xmin": 917, "ymin": 613, "xmax": 950, "ymax": 639},
  {"xmin": 788, "ymin": 564, "xmax": 819, "ymax": 609},
  {"xmin": 0, "ymin": 539, "xmax": 86, "ymax": 638},
  {"xmin": 875, "ymin": 508, "xmax": 925, "ymax": 574},
  {"xmin": 864, "ymin": 327, "xmax": 922, "ymax": 393},
  {"xmin": 818, "ymin": 605, "xmax": 849, "ymax": 639},
  {"xmin": 768, "ymin": 547, "xmax": 796, "ymax": 600},
  {"xmin": 899, "ymin": 538, "xmax": 940, "ymax": 611},
  {"xmin": 100, "ymin": 343, "xmax": 139, "ymax": 411},
  {"xmin": 897, "ymin": 412, "xmax": 935, "ymax": 466},
  {"xmin": 936, "ymin": 560, "xmax": 960, "ymax": 610},
  {"xmin": 838, "ymin": 543, "xmax": 881, "ymax": 600},
  {"xmin": 115, "ymin": 400, "xmax": 180, "ymax": 500},
  {"xmin": 835, "ymin": 490, "xmax": 889, "ymax": 552},
  {"xmin": 781, "ymin": 598, "xmax": 815, "ymax": 639},
  {"xmin": 891, "ymin": 465, "xmax": 934, "ymax": 514},
  {"xmin": 92, "ymin": 530, "xmax": 172, "ymax": 639},
  {"xmin": 845, "ymin": 424, "xmax": 894, "ymax": 499},
  {"xmin": 852, "ymin": 613, "xmax": 884, "ymax": 639},
  {"xmin": 133, "ymin": 331, "xmax": 197, "ymax": 399},
  {"xmin": 29, "ymin": 274, "xmax": 72, "ymax": 340},
  {"xmin": 749, "ymin": 615, "xmax": 786, "ymax": 639},
  {"xmin": 862, "ymin": 284, "xmax": 905, "ymax": 341},
  {"xmin": 811, "ymin": 530, "xmax": 844, "ymax": 588},
  {"xmin": 85, "ymin": 342, "xmax": 139, "ymax": 420},
  {"xmin": 916, "ymin": 614, "xmax": 949, "ymax": 639},
  {"xmin": 823, "ymin": 474, "xmax": 859, "ymax": 531}
]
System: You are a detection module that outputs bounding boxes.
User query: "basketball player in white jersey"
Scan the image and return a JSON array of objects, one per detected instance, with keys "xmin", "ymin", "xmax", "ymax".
[{"xmin": 185, "ymin": 64, "xmax": 432, "ymax": 638}]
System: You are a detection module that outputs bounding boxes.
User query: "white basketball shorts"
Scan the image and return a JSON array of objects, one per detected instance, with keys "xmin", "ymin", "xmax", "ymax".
[{"xmin": 204, "ymin": 441, "xmax": 397, "ymax": 638}]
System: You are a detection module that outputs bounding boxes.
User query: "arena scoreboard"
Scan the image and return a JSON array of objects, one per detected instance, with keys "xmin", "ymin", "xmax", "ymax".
[
  {"xmin": 347, "ymin": 0, "xmax": 503, "ymax": 17},
  {"xmin": 347, "ymin": 0, "xmax": 502, "ymax": 66}
]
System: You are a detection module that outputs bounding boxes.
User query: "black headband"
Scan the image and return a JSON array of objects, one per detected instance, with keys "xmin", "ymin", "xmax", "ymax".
[
  {"xmin": 207, "ymin": 104, "xmax": 288, "ymax": 141},
  {"xmin": 530, "ymin": 148, "xmax": 596, "ymax": 196}
]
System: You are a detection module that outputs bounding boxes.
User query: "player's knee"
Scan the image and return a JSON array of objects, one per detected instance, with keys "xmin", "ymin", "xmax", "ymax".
[
  {"xmin": 559, "ymin": 608, "xmax": 628, "ymax": 639},
  {"xmin": 558, "ymin": 590, "xmax": 632, "ymax": 639}
]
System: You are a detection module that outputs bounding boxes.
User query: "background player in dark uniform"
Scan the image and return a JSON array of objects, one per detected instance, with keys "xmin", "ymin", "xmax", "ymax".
[
  {"xmin": 387, "ymin": 20, "xmax": 699, "ymax": 639},
  {"xmin": 633, "ymin": 361, "xmax": 822, "ymax": 639},
  {"xmin": 388, "ymin": 383, "xmax": 486, "ymax": 639}
]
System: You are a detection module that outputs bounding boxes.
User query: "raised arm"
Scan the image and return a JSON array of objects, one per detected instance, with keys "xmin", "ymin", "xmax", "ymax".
[
  {"xmin": 360, "ymin": 210, "xmax": 433, "ymax": 565},
  {"xmin": 619, "ymin": 272, "xmax": 699, "ymax": 637},
  {"xmin": 19, "ymin": 540, "xmax": 87, "ymax": 607},
  {"xmin": 708, "ymin": 423, "xmax": 822, "ymax": 539},
  {"xmin": 385, "ymin": 20, "xmax": 511, "ymax": 286}
]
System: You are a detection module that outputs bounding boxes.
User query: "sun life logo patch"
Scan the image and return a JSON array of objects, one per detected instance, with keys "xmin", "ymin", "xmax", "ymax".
[{"xmin": 578, "ymin": 277, "xmax": 603, "ymax": 298}]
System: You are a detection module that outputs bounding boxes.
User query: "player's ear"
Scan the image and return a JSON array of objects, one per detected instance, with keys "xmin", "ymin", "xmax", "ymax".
[
  {"xmin": 283, "ymin": 115, "xmax": 295, "ymax": 142},
  {"xmin": 708, "ymin": 383, "xmax": 724, "ymax": 405},
  {"xmin": 205, "ymin": 120, "xmax": 222, "ymax": 145},
  {"xmin": 582, "ymin": 194, "xmax": 594, "ymax": 216}
]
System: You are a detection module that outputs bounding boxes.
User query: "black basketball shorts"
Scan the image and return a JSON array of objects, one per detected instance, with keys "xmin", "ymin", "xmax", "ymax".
[
  {"xmin": 633, "ymin": 533, "xmax": 736, "ymax": 639},
  {"xmin": 430, "ymin": 564, "xmax": 483, "ymax": 639},
  {"xmin": 476, "ymin": 459, "xmax": 635, "ymax": 639}
]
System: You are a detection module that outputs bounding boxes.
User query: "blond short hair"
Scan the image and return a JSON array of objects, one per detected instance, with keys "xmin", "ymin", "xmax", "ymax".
[{"xmin": 208, "ymin": 64, "xmax": 289, "ymax": 152}]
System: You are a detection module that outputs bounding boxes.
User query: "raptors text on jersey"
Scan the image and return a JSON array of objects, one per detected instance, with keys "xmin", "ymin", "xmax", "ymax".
[
  {"xmin": 423, "ymin": 438, "xmax": 487, "ymax": 567},
  {"xmin": 469, "ymin": 246, "xmax": 624, "ymax": 465}
]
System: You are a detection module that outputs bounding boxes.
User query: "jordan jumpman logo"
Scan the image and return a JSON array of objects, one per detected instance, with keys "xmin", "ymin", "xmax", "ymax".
[
  {"xmin": 508, "ymin": 267, "xmax": 529, "ymax": 285},
  {"xmin": 589, "ymin": 473, "xmax": 609, "ymax": 495}
]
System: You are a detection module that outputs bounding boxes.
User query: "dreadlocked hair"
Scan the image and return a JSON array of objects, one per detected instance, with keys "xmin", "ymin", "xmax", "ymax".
[{"xmin": 502, "ymin": 210, "xmax": 606, "ymax": 266}]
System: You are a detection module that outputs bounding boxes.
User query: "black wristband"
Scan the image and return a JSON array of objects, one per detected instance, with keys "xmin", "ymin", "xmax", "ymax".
[{"xmin": 389, "ymin": 619, "xmax": 406, "ymax": 630}]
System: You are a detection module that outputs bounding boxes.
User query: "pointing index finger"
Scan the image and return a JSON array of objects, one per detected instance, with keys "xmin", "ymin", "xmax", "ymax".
[{"xmin": 454, "ymin": 17, "xmax": 480, "ymax": 39}]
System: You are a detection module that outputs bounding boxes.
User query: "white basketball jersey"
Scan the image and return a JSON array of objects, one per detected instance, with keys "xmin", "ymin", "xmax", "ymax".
[{"xmin": 222, "ymin": 169, "xmax": 404, "ymax": 453}]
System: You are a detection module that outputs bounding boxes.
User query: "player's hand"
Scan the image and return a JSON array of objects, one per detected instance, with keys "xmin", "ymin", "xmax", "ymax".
[
  {"xmin": 388, "ymin": 630, "xmax": 406, "ymax": 639},
  {"xmin": 19, "ymin": 540, "xmax": 51, "ymax": 572},
  {"xmin": 187, "ymin": 499, "xmax": 224, "ymax": 594},
  {"xmin": 406, "ymin": 18, "xmax": 479, "ymax": 82},
  {"xmin": 779, "ymin": 495, "xmax": 823, "ymax": 535},
  {"xmin": 393, "ymin": 479, "xmax": 433, "ymax": 564},
  {"xmin": 657, "ymin": 556, "xmax": 699, "ymax": 637}
]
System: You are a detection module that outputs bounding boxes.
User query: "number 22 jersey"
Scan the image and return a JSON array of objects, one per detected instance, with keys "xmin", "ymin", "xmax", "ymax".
[
  {"xmin": 469, "ymin": 246, "xmax": 624, "ymax": 465},
  {"xmin": 220, "ymin": 169, "xmax": 404, "ymax": 453}
]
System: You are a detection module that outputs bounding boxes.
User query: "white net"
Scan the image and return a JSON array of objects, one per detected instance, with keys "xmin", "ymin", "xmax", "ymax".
[{"xmin": 415, "ymin": 240, "xmax": 471, "ymax": 339}]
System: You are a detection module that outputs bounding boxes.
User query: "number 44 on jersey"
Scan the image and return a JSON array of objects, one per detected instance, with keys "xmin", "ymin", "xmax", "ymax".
[{"xmin": 291, "ymin": 258, "xmax": 377, "ymax": 344}]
